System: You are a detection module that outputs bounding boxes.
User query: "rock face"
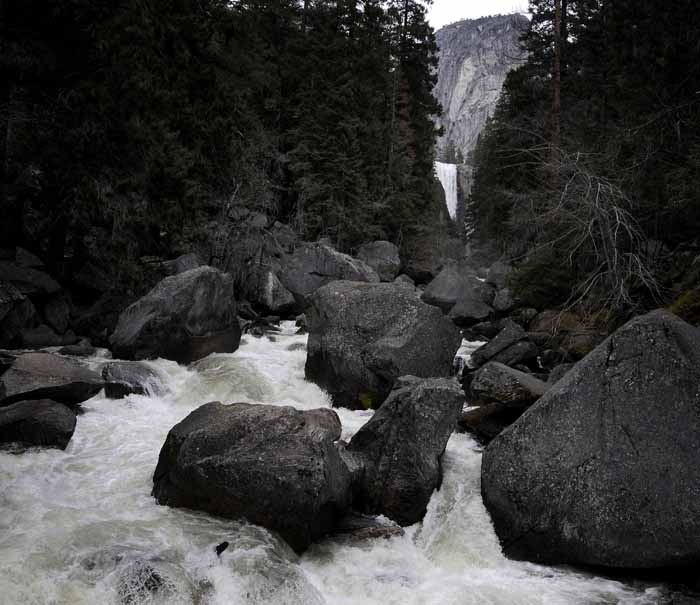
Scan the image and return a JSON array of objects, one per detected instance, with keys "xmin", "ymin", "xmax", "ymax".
[
  {"xmin": 357, "ymin": 241, "xmax": 401, "ymax": 282},
  {"xmin": 111, "ymin": 266, "xmax": 241, "ymax": 364},
  {"xmin": 347, "ymin": 377, "xmax": 464, "ymax": 525},
  {"xmin": 0, "ymin": 399, "xmax": 76, "ymax": 449},
  {"xmin": 482, "ymin": 310, "xmax": 700, "ymax": 569},
  {"xmin": 435, "ymin": 15, "xmax": 527, "ymax": 161},
  {"xmin": 278, "ymin": 243, "xmax": 379, "ymax": 307},
  {"xmin": 0, "ymin": 352, "xmax": 103, "ymax": 407},
  {"xmin": 305, "ymin": 281, "xmax": 461, "ymax": 409},
  {"xmin": 152, "ymin": 402, "xmax": 351, "ymax": 553}
]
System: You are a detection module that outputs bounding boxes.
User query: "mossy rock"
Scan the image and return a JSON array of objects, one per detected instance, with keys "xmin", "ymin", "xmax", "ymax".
[{"xmin": 668, "ymin": 287, "xmax": 700, "ymax": 325}]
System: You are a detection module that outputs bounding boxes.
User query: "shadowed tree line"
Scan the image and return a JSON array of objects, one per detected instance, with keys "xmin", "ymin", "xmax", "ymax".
[{"xmin": 1, "ymin": 0, "xmax": 444, "ymax": 295}]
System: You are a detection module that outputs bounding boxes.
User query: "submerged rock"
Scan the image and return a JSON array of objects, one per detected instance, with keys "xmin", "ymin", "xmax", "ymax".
[
  {"xmin": 482, "ymin": 310, "xmax": 700, "ymax": 569},
  {"xmin": 347, "ymin": 376, "xmax": 464, "ymax": 525},
  {"xmin": 0, "ymin": 352, "xmax": 103, "ymax": 407},
  {"xmin": 152, "ymin": 402, "xmax": 351, "ymax": 553},
  {"xmin": 357, "ymin": 240, "xmax": 401, "ymax": 282},
  {"xmin": 102, "ymin": 361, "xmax": 162, "ymax": 398},
  {"xmin": 0, "ymin": 398, "xmax": 76, "ymax": 449},
  {"xmin": 111, "ymin": 266, "xmax": 241, "ymax": 364},
  {"xmin": 333, "ymin": 513, "xmax": 404, "ymax": 542},
  {"xmin": 305, "ymin": 281, "xmax": 461, "ymax": 409}
]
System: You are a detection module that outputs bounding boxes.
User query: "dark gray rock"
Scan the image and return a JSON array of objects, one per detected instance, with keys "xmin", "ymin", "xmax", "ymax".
[
  {"xmin": 44, "ymin": 294, "xmax": 72, "ymax": 334},
  {"xmin": 448, "ymin": 295, "xmax": 493, "ymax": 327},
  {"xmin": 255, "ymin": 270, "xmax": 296, "ymax": 316},
  {"xmin": 278, "ymin": 243, "xmax": 379, "ymax": 307},
  {"xmin": 0, "ymin": 281, "xmax": 37, "ymax": 348},
  {"xmin": 465, "ymin": 321, "xmax": 500, "ymax": 340},
  {"xmin": 15, "ymin": 247, "xmax": 44, "ymax": 268},
  {"xmin": 22, "ymin": 324, "xmax": 77, "ymax": 348},
  {"xmin": 111, "ymin": 266, "xmax": 240, "ymax": 364},
  {"xmin": 102, "ymin": 361, "xmax": 162, "ymax": 398},
  {"xmin": 357, "ymin": 241, "xmax": 401, "ymax": 282},
  {"xmin": 482, "ymin": 310, "xmax": 700, "ymax": 569},
  {"xmin": 347, "ymin": 377, "xmax": 464, "ymax": 525},
  {"xmin": 485, "ymin": 261, "xmax": 513, "ymax": 289},
  {"xmin": 333, "ymin": 513, "xmax": 404, "ymax": 542},
  {"xmin": 0, "ymin": 399, "xmax": 76, "ymax": 449},
  {"xmin": 470, "ymin": 320, "xmax": 526, "ymax": 368},
  {"xmin": 152, "ymin": 402, "xmax": 351, "ymax": 553},
  {"xmin": 393, "ymin": 274, "xmax": 415, "ymax": 287},
  {"xmin": 162, "ymin": 252, "xmax": 204, "ymax": 276},
  {"xmin": 305, "ymin": 281, "xmax": 461, "ymax": 409},
  {"xmin": 0, "ymin": 261, "xmax": 61, "ymax": 296},
  {"xmin": 490, "ymin": 340, "xmax": 539, "ymax": 367},
  {"xmin": 470, "ymin": 362, "xmax": 548, "ymax": 407},
  {"xmin": 547, "ymin": 363, "xmax": 575, "ymax": 384},
  {"xmin": 421, "ymin": 263, "xmax": 492, "ymax": 312},
  {"xmin": 493, "ymin": 288, "xmax": 517, "ymax": 313},
  {"xmin": 58, "ymin": 339, "xmax": 96, "ymax": 358},
  {"xmin": 0, "ymin": 352, "xmax": 103, "ymax": 407},
  {"xmin": 74, "ymin": 293, "xmax": 135, "ymax": 348},
  {"xmin": 459, "ymin": 402, "xmax": 522, "ymax": 445}
]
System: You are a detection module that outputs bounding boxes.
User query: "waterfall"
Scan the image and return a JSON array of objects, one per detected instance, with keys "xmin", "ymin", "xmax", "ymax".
[{"xmin": 435, "ymin": 161, "xmax": 458, "ymax": 220}]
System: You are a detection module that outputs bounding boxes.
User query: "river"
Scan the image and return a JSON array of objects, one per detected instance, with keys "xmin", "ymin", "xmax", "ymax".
[{"xmin": 0, "ymin": 323, "xmax": 672, "ymax": 604}]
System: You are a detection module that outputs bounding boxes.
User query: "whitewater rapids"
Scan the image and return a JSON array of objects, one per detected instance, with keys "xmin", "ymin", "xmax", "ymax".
[{"xmin": 0, "ymin": 323, "xmax": 670, "ymax": 604}]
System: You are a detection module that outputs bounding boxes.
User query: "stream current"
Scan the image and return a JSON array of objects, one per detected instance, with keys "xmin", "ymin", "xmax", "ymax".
[{"xmin": 0, "ymin": 323, "xmax": 677, "ymax": 604}]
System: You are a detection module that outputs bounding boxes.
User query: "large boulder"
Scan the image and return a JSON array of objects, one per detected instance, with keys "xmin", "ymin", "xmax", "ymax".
[
  {"xmin": 0, "ymin": 399, "xmax": 76, "ymax": 449},
  {"xmin": 0, "ymin": 261, "xmax": 61, "ymax": 296},
  {"xmin": 111, "ymin": 266, "xmax": 240, "ymax": 364},
  {"xmin": 162, "ymin": 252, "xmax": 204, "ymax": 276},
  {"xmin": 357, "ymin": 241, "xmax": 401, "ymax": 282},
  {"xmin": 482, "ymin": 310, "xmax": 700, "ymax": 569},
  {"xmin": 485, "ymin": 260, "xmax": 513, "ymax": 289},
  {"xmin": 152, "ymin": 402, "xmax": 351, "ymax": 553},
  {"xmin": 0, "ymin": 352, "xmax": 103, "ymax": 407},
  {"xmin": 278, "ymin": 242, "xmax": 379, "ymax": 308},
  {"xmin": 421, "ymin": 263, "xmax": 493, "ymax": 312},
  {"xmin": 305, "ymin": 281, "xmax": 462, "ymax": 409},
  {"xmin": 254, "ymin": 270, "xmax": 296, "ymax": 316},
  {"xmin": 346, "ymin": 377, "xmax": 464, "ymax": 525},
  {"xmin": 469, "ymin": 362, "xmax": 548, "ymax": 407}
]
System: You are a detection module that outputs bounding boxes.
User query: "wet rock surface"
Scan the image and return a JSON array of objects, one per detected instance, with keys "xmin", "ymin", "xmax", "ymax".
[
  {"xmin": 152, "ymin": 402, "xmax": 352, "ymax": 553},
  {"xmin": 0, "ymin": 352, "xmax": 103, "ymax": 407},
  {"xmin": 0, "ymin": 398, "xmax": 77, "ymax": 449},
  {"xmin": 482, "ymin": 310, "xmax": 700, "ymax": 569},
  {"xmin": 347, "ymin": 377, "xmax": 464, "ymax": 525},
  {"xmin": 305, "ymin": 280, "xmax": 461, "ymax": 409},
  {"xmin": 111, "ymin": 266, "xmax": 241, "ymax": 364}
]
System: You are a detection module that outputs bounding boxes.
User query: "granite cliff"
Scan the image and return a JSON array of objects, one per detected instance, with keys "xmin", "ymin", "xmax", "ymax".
[{"xmin": 435, "ymin": 14, "xmax": 528, "ymax": 163}]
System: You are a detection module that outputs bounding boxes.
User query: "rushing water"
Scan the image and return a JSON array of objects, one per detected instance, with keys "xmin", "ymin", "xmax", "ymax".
[
  {"xmin": 435, "ymin": 161, "xmax": 458, "ymax": 220},
  {"xmin": 0, "ymin": 324, "xmax": 674, "ymax": 604}
]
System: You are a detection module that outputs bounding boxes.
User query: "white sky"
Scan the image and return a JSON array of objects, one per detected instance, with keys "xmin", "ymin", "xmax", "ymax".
[{"xmin": 427, "ymin": 0, "xmax": 528, "ymax": 30}]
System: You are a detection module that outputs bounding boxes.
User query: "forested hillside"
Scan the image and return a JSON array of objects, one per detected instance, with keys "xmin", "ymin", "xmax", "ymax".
[
  {"xmin": 469, "ymin": 0, "xmax": 700, "ymax": 322},
  {"xmin": 1, "ymin": 0, "xmax": 443, "ymax": 293}
]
